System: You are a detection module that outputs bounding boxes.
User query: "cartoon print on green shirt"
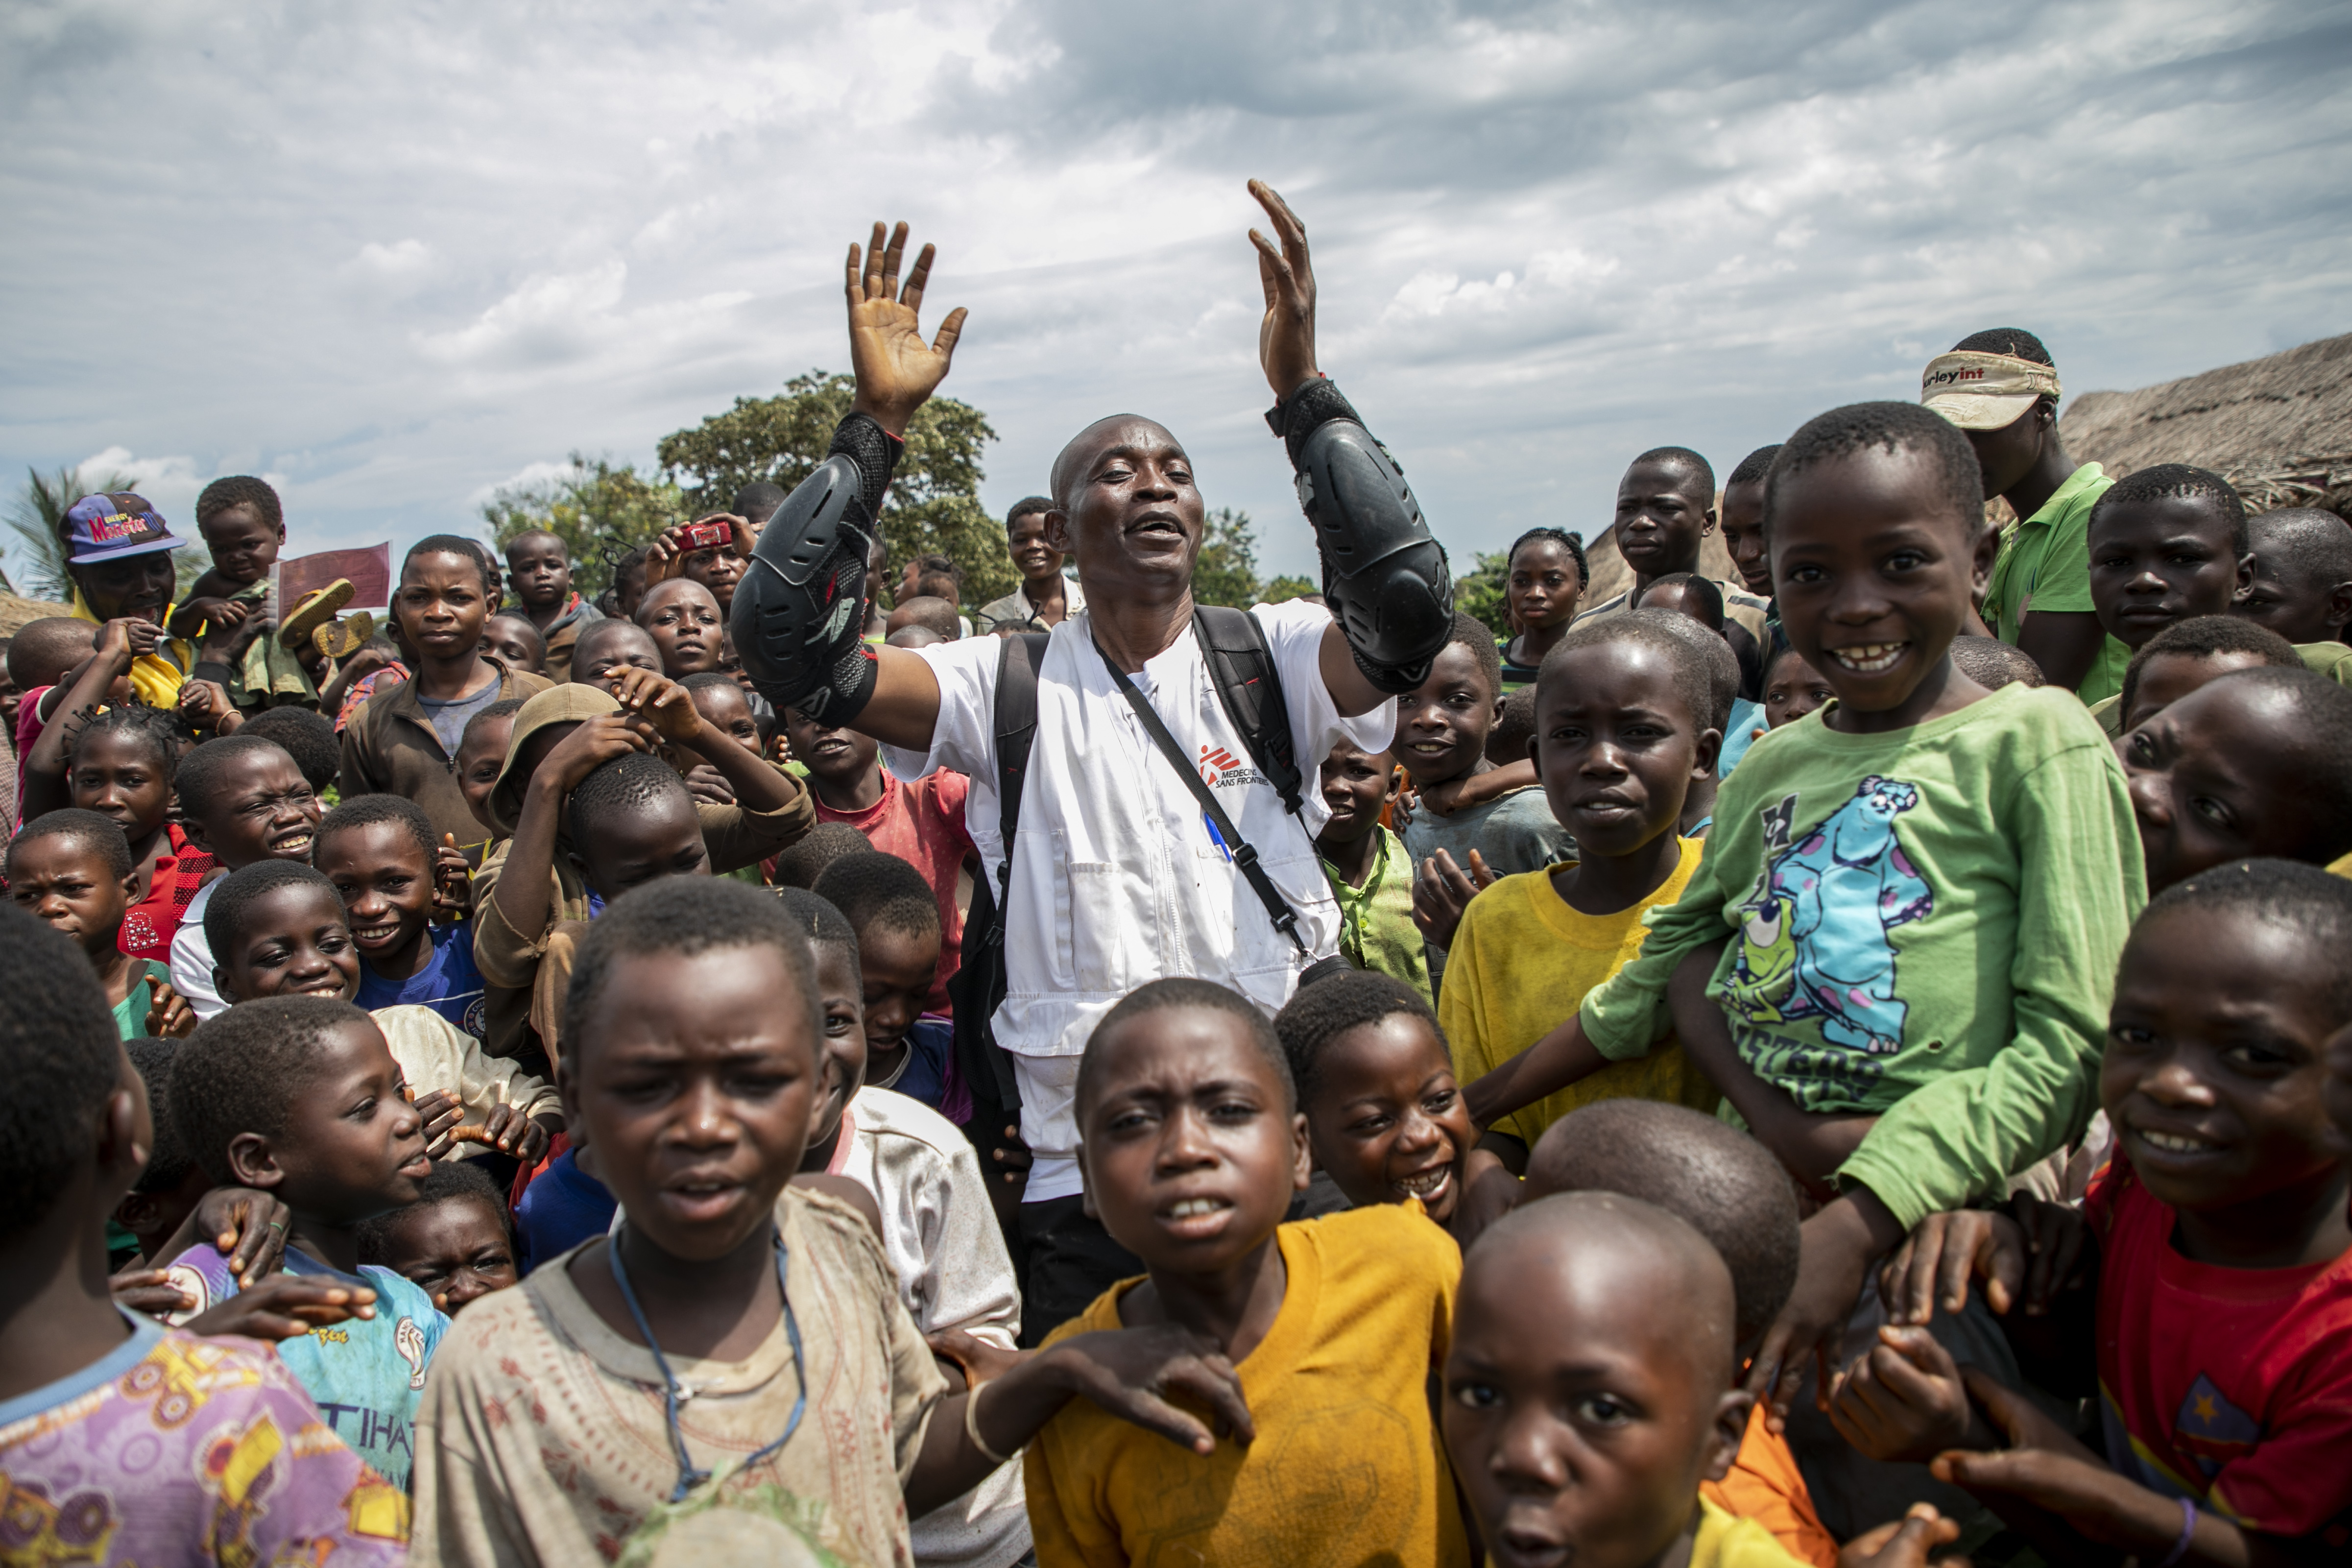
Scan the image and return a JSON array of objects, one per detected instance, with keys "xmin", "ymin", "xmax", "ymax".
[{"xmin": 1727, "ymin": 777, "xmax": 1935, "ymax": 1065}]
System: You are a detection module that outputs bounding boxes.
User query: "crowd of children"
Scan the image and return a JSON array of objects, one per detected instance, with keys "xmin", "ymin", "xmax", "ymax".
[{"xmin": 5, "ymin": 180, "xmax": 2352, "ymax": 1568}]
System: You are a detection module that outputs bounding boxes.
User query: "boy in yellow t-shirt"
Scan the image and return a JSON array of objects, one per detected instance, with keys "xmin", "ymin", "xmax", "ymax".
[
  {"xmin": 1028, "ymin": 977, "xmax": 1469, "ymax": 1568},
  {"xmin": 1441, "ymin": 611, "xmax": 1723, "ymax": 1168}
]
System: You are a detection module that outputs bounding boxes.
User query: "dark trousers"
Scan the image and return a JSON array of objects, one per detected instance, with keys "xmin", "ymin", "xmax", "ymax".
[{"xmin": 1015, "ymin": 1196, "xmax": 1141, "ymax": 1348}]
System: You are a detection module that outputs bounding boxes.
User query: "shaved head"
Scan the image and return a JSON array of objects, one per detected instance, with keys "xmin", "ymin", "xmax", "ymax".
[
  {"xmin": 1527, "ymin": 1101, "xmax": 1799, "ymax": 1351},
  {"xmin": 1050, "ymin": 414, "xmax": 1187, "ymax": 509},
  {"xmin": 1472, "ymin": 1191, "xmax": 1735, "ymax": 1379}
]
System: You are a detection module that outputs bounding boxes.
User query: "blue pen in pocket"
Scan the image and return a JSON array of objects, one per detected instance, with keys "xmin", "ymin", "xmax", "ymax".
[{"xmin": 1203, "ymin": 813, "xmax": 1234, "ymax": 862}]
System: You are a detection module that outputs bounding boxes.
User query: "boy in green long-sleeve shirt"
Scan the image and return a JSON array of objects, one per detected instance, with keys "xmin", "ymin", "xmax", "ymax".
[{"xmin": 1464, "ymin": 400, "xmax": 2143, "ymax": 1425}]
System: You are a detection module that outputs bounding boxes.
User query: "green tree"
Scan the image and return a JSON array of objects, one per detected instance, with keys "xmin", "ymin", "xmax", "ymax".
[
  {"xmin": 1189, "ymin": 507, "xmax": 1266, "ymax": 609},
  {"xmin": 479, "ymin": 456, "xmax": 685, "ymax": 601},
  {"xmin": 1452, "ymin": 550, "xmax": 1512, "ymax": 640},
  {"xmin": 655, "ymin": 371, "xmax": 1014, "ymax": 605},
  {"xmin": 4, "ymin": 462, "xmax": 133, "ymax": 602}
]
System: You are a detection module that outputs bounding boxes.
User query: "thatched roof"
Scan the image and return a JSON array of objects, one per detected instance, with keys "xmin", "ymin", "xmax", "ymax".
[
  {"xmin": 0, "ymin": 592, "xmax": 69, "ymax": 637},
  {"xmin": 2061, "ymin": 331, "xmax": 2352, "ymax": 514}
]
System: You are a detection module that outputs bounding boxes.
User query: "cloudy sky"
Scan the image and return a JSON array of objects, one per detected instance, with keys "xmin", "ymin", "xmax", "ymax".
[{"xmin": 4, "ymin": 0, "xmax": 2348, "ymax": 582}]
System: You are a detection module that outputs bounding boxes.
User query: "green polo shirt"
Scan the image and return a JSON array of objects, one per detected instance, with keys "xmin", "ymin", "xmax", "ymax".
[
  {"xmin": 1323, "ymin": 827, "xmax": 1432, "ymax": 1005},
  {"xmin": 1980, "ymin": 462, "xmax": 2127, "ymax": 705}
]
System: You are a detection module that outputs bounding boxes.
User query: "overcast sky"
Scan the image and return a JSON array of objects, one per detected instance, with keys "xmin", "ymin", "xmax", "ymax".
[{"xmin": 4, "ymin": 0, "xmax": 2347, "ymax": 581}]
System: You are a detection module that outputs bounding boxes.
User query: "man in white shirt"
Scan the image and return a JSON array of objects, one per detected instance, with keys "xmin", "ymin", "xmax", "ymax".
[{"xmin": 730, "ymin": 189, "xmax": 1453, "ymax": 1334}]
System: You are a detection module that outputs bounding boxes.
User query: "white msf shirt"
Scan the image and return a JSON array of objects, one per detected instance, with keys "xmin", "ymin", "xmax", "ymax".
[
  {"xmin": 884, "ymin": 600, "xmax": 1393, "ymax": 1201},
  {"xmin": 169, "ymin": 877, "xmax": 228, "ymax": 1020}
]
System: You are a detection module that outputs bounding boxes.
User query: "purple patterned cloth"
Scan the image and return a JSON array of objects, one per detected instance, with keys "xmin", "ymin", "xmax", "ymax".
[{"xmin": 0, "ymin": 1310, "xmax": 410, "ymax": 1564}]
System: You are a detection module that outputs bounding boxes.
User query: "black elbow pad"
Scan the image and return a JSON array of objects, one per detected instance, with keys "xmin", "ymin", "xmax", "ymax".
[
  {"xmin": 1286, "ymin": 390, "xmax": 1453, "ymax": 694},
  {"xmin": 728, "ymin": 414, "xmax": 896, "ymax": 724}
]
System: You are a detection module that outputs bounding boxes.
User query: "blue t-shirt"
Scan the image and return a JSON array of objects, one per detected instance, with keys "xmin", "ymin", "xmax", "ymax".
[
  {"xmin": 354, "ymin": 921, "xmax": 489, "ymax": 1041},
  {"xmin": 168, "ymin": 1245, "xmax": 447, "ymax": 1492},
  {"xmin": 513, "ymin": 1146, "xmax": 618, "ymax": 1274},
  {"xmin": 1717, "ymin": 696, "xmax": 1768, "ymax": 779},
  {"xmin": 877, "ymin": 1015, "xmax": 954, "ymax": 1111}
]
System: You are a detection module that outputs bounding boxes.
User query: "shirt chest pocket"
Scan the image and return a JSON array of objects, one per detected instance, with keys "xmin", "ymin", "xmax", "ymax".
[{"xmin": 1050, "ymin": 828, "xmax": 1149, "ymax": 995}]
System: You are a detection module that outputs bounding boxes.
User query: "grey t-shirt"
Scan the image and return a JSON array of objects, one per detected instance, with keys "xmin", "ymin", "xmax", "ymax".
[
  {"xmin": 416, "ymin": 679, "xmax": 503, "ymax": 758},
  {"xmin": 1402, "ymin": 785, "xmax": 1577, "ymax": 995}
]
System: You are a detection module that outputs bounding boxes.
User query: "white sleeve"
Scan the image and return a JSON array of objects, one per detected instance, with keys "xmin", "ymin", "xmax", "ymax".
[
  {"xmin": 912, "ymin": 1136, "xmax": 1024, "ymax": 1350},
  {"xmin": 1254, "ymin": 598, "xmax": 1396, "ymax": 767},
  {"xmin": 880, "ymin": 636, "xmax": 1001, "ymax": 786},
  {"xmin": 170, "ymin": 908, "xmax": 227, "ymax": 1020}
]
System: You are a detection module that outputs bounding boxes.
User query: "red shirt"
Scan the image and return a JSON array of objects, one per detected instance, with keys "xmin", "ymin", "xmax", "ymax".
[
  {"xmin": 118, "ymin": 821, "xmax": 216, "ymax": 963},
  {"xmin": 815, "ymin": 769, "xmax": 975, "ymax": 1013},
  {"xmin": 2088, "ymin": 1159, "xmax": 2352, "ymax": 1541}
]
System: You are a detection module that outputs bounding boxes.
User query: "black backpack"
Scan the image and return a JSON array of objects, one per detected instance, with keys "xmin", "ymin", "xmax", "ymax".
[{"xmin": 947, "ymin": 606, "xmax": 1313, "ymax": 1118}]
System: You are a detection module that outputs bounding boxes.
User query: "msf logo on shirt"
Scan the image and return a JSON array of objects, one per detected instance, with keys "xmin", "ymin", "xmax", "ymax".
[{"xmin": 1199, "ymin": 744, "xmax": 1266, "ymax": 792}]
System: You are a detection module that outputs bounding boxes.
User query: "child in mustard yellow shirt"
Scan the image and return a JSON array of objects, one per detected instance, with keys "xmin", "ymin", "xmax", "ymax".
[
  {"xmin": 1440, "ymin": 611, "xmax": 1724, "ymax": 1168},
  {"xmin": 1027, "ymin": 977, "xmax": 1469, "ymax": 1568}
]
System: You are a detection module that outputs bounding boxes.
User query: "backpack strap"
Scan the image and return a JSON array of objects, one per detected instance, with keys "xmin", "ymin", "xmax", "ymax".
[
  {"xmin": 992, "ymin": 632, "xmax": 1051, "ymax": 862},
  {"xmin": 949, "ymin": 631, "xmax": 1050, "ymax": 1117},
  {"xmin": 1192, "ymin": 605, "xmax": 1304, "ymax": 817}
]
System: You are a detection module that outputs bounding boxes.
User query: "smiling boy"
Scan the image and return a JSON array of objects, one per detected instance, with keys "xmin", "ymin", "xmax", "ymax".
[
  {"xmin": 167, "ymin": 734, "xmax": 325, "ymax": 1019},
  {"xmin": 976, "ymin": 496, "xmax": 1088, "ymax": 633},
  {"xmin": 2116, "ymin": 666, "xmax": 2352, "ymax": 892},
  {"xmin": 1466, "ymin": 402, "xmax": 2143, "ymax": 1429},
  {"xmin": 1840, "ymin": 862, "xmax": 2352, "ymax": 1563},
  {"xmin": 315, "ymin": 795, "xmax": 488, "ymax": 1040},
  {"xmin": 163, "ymin": 996, "xmax": 449, "ymax": 1491}
]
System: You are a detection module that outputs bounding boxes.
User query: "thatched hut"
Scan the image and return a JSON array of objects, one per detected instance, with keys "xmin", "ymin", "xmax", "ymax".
[
  {"xmin": 0, "ymin": 592, "xmax": 69, "ymax": 638},
  {"xmin": 2061, "ymin": 331, "xmax": 2352, "ymax": 516}
]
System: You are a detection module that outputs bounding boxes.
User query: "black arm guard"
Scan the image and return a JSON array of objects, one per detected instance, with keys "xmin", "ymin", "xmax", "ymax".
[
  {"xmin": 728, "ymin": 412, "xmax": 898, "ymax": 724},
  {"xmin": 1267, "ymin": 378, "xmax": 1453, "ymax": 694}
]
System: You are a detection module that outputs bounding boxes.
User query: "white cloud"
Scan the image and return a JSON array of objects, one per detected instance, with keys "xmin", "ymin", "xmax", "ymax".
[{"xmin": 0, "ymin": 0, "xmax": 2344, "ymax": 576}]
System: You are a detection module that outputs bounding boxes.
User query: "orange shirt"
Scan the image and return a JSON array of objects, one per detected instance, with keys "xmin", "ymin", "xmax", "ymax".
[{"xmin": 1702, "ymin": 1403, "xmax": 1839, "ymax": 1568}]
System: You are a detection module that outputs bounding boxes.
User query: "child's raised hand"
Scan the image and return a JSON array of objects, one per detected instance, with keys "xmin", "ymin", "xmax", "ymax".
[
  {"xmin": 1246, "ymin": 179, "xmax": 1320, "ymax": 400},
  {"xmin": 845, "ymin": 220, "xmax": 967, "ymax": 437},
  {"xmin": 1837, "ymin": 1504, "xmax": 1967, "ymax": 1568},
  {"xmin": 681, "ymin": 763, "xmax": 736, "ymax": 805},
  {"xmin": 96, "ymin": 615, "xmax": 163, "ymax": 662},
  {"xmin": 183, "ymin": 595, "xmax": 248, "ymax": 633},
  {"xmin": 1825, "ymin": 1325, "xmax": 1979, "ymax": 1463},
  {"xmin": 185, "ymin": 1275, "xmax": 378, "ymax": 1342},
  {"xmin": 474, "ymin": 1103, "xmax": 551, "ymax": 1166},
  {"xmin": 433, "ymin": 834, "xmax": 473, "ymax": 920},
  {"xmin": 177, "ymin": 679, "xmax": 240, "ymax": 735},
  {"xmin": 1411, "ymin": 847, "xmax": 1495, "ymax": 949},
  {"xmin": 540, "ymin": 712, "xmax": 653, "ymax": 794},
  {"xmin": 645, "ymin": 515, "xmax": 751, "ymax": 587},
  {"xmin": 606, "ymin": 667, "xmax": 702, "ymax": 745},
  {"xmin": 193, "ymin": 1185, "xmax": 295, "ymax": 1285},
  {"xmin": 144, "ymin": 979, "xmax": 197, "ymax": 1039},
  {"xmin": 1878, "ymin": 1208, "xmax": 2024, "ymax": 1324},
  {"xmin": 414, "ymin": 1088, "xmax": 463, "ymax": 1159},
  {"xmin": 1046, "ymin": 1323, "xmax": 1256, "ymax": 1456}
]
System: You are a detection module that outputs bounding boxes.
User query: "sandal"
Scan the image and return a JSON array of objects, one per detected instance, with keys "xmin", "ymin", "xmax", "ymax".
[{"xmin": 278, "ymin": 579, "xmax": 355, "ymax": 651}]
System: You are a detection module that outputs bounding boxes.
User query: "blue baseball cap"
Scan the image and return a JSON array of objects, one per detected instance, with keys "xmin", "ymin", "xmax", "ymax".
[{"xmin": 62, "ymin": 492, "xmax": 184, "ymax": 563}]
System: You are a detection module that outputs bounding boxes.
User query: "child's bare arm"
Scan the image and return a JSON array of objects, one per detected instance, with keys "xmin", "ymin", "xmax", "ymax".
[
  {"xmin": 1418, "ymin": 759, "xmax": 1536, "ymax": 818},
  {"xmin": 1461, "ymin": 1011, "xmax": 1609, "ymax": 1128},
  {"xmin": 903, "ymin": 1323, "xmax": 1253, "ymax": 1516},
  {"xmin": 489, "ymin": 714, "xmax": 652, "ymax": 942},
  {"xmin": 1934, "ymin": 1369, "xmax": 2299, "ymax": 1567},
  {"xmin": 167, "ymin": 570, "xmax": 248, "ymax": 639},
  {"xmin": 20, "ymin": 619, "xmax": 156, "ymax": 816},
  {"xmin": 608, "ymin": 667, "xmax": 800, "ymax": 816}
]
